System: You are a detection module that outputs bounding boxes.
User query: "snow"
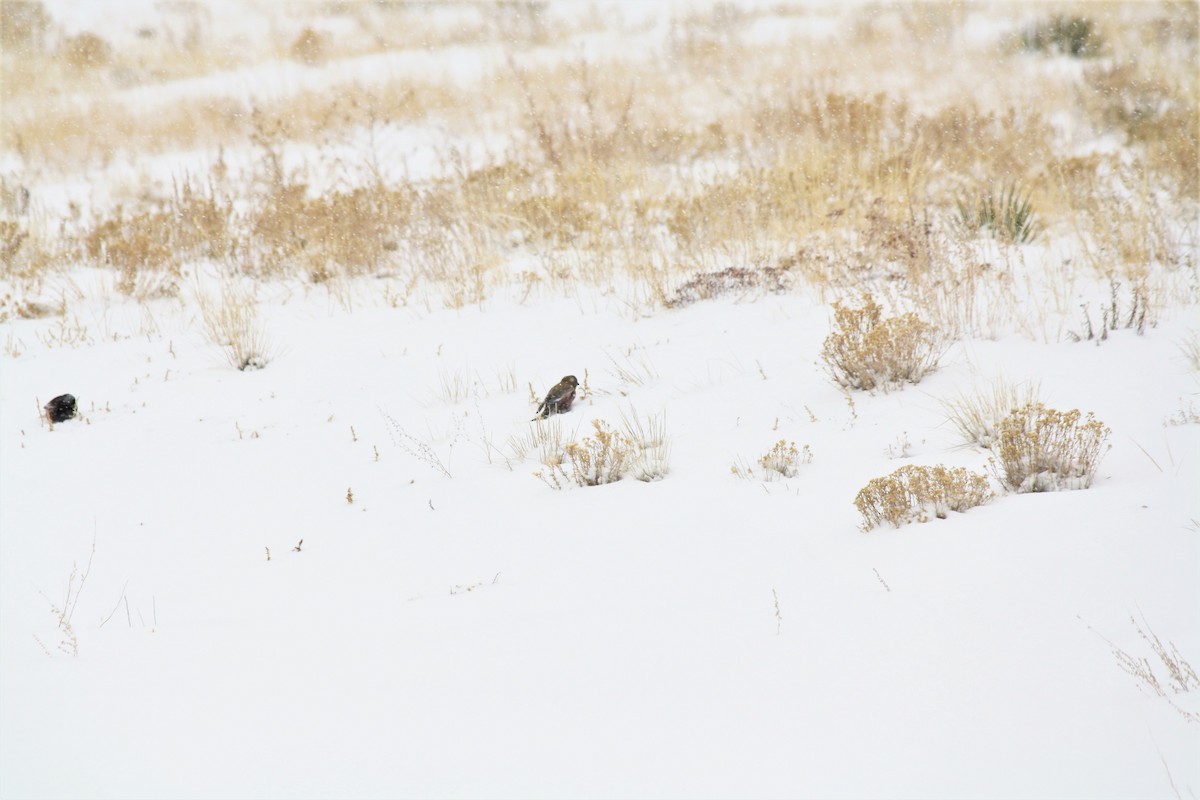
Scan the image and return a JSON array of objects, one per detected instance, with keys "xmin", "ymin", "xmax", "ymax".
[
  {"xmin": 2, "ymin": 2, "xmax": 1199, "ymax": 799},
  {"xmin": 3, "ymin": 285, "xmax": 1197, "ymax": 798}
]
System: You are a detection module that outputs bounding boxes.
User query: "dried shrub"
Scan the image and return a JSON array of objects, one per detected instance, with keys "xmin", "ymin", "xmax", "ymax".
[
  {"xmin": 538, "ymin": 418, "xmax": 662, "ymax": 488},
  {"xmin": 563, "ymin": 420, "xmax": 631, "ymax": 487},
  {"xmin": 732, "ymin": 440, "xmax": 812, "ymax": 481},
  {"xmin": 61, "ymin": 32, "xmax": 111, "ymax": 69},
  {"xmin": 290, "ymin": 27, "xmax": 326, "ymax": 65},
  {"xmin": 989, "ymin": 404, "xmax": 1112, "ymax": 493},
  {"xmin": 820, "ymin": 295, "xmax": 943, "ymax": 391},
  {"xmin": 855, "ymin": 464, "xmax": 991, "ymax": 531},
  {"xmin": 0, "ymin": 1, "xmax": 50, "ymax": 50}
]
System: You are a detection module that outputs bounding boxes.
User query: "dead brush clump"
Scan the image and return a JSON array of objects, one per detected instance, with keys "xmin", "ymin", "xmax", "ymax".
[
  {"xmin": 989, "ymin": 403, "xmax": 1112, "ymax": 493},
  {"xmin": 664, "ymin": 263, "xmax": 791, "ymax": 309},
  {"xmin": 820, "ymin": 295, "xmax": 944, "ymax": 391},
  {"xmin": 855, "ymin": 464, "xmax": 992, "ymax": 531}
]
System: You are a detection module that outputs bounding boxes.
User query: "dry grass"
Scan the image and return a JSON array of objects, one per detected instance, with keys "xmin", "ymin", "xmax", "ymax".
[
  {"xmin": 507, "ymin": 418, "xmax": 567, "ymax": 468},
  {"xmin": 0, "ymin": 2, "xmax": 1194, "ymax": 338},
  {"xmin": 619, "ymin": 408, "xmax": 671, "ymax": 482},
  {"xmin": 1177, "ymin": 331, "xmax": 1200, "ymax": 373},
  {"xmin": 1084, "ymin": 612, "xmax": 1200, "ymax": 724},
  {"xmin": 195, "ymin": 283, "xmax": 270, "ymax": 371},
  {"xmin": 941, "ymin": 378, "xmax": 1044, "ymax": 449}
]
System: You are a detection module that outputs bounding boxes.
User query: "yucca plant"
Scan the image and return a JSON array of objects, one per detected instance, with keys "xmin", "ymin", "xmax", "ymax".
[
  {"xmin": 957, "ymin": 182, "xmax": 1040, "ymax": 244},
  {"xmin": 1021, "ymin": 16, "xmax": 1104, "ymax": 58}
]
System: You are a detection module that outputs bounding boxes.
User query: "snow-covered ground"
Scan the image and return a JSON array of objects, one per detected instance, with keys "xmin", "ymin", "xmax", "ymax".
[{"xmin": 2, "ymin": 2, "xmax": 1198, "ymax": 799}]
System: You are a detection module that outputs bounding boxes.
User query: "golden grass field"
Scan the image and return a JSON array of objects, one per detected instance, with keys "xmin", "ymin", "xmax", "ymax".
[{"xmin": 1, "ymin": 1, "xmax": 1196, "ymax": 341}]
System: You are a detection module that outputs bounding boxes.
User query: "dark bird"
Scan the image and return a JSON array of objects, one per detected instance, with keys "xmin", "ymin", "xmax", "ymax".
[
  {"xmin": 533, "ymin": 375, "xmax": 578, "ymax": 420},
  {"xmin": 44, "ymin": 394, "xmax": 77, "ymax": 424}
]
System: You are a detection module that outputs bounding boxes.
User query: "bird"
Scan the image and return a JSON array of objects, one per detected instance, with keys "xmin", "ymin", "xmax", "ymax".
[
  {"xmin": 533, "ymin": 375, "xmax": 578, "ymax": 420},
  {"xmin": 44, "ymin": 394, "xmax": 77, "ymax": 424}
]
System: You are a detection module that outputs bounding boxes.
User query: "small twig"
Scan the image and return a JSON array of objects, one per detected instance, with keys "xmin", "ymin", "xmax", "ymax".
[
  {"xmin": 873, "ymin": 567, "xmax": 892, "ymax": 592},
  {"xmin": 1129, "ymin": 437, "xmax": 1162, "ymax": 473}
]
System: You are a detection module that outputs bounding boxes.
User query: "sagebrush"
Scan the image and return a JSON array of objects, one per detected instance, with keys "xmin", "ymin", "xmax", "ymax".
[
  {"xmin": 732, "ymin": 439, "xmax": 812, "ymax": 481},
  {"xmin": 989, "ymin": 403, "xmax": 1111, "ymax": 492},
  {"xmin": 820, "ymin": 296, "xmax": 943, "ymax": 391},
  {"xmin": 855, "ymin": 464, "xmax": 992, "ymax": 531}
]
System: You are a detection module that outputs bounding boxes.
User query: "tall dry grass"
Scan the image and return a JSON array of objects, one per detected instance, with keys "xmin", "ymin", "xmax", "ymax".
[{"xmin": 0, "ymin": 1, "xmax": 1193, "ymax": 341}]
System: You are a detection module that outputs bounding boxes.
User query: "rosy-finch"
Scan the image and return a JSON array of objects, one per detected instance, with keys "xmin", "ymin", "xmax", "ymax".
[
  {"xmin": 533, "ymin": 375, "xmax": 578, "ymax": 420},
  {"xmin": 44, "ymin": 394, "xmax": 77, "ymax": 424}
]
